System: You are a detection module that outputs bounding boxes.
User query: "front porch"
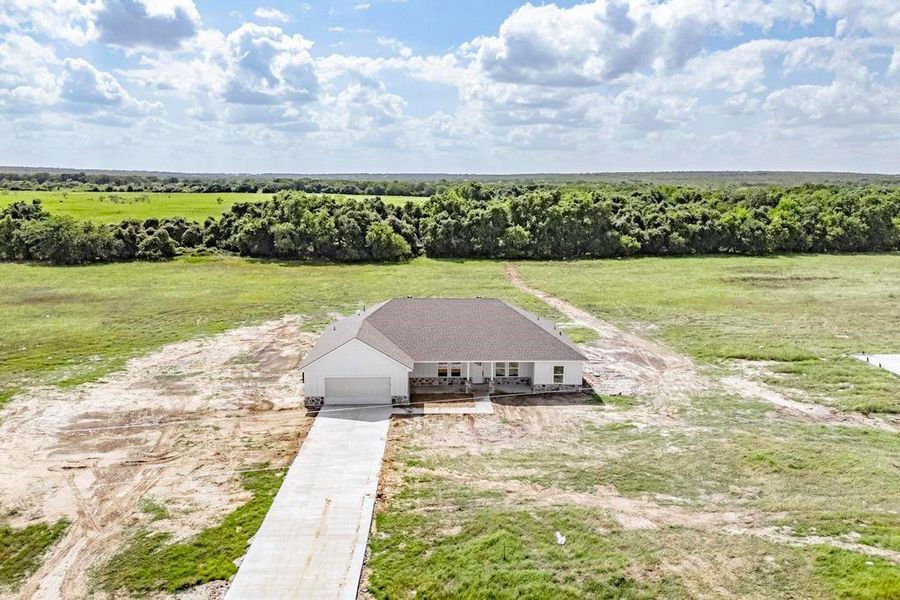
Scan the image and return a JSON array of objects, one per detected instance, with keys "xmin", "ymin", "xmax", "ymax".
[{"xmin": 409, "ymin": 360, "xmax": 533, "ymax": 396}]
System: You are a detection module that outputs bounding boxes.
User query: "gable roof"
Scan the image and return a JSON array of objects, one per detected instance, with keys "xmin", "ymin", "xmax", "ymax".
[
  {"xmin": 298, "ymin": 301, "xmax": 415, "ymax": 370},
  {"xmin": 299, "ymin": 297, "xmax": 587, "ymax": 370}
]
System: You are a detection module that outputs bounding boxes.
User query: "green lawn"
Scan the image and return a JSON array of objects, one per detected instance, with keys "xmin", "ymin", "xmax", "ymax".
[
  {"xmin": 0, "ymin": 190, "xmax": 427, "ymax": 223},
  {"xmin": 517, "ymin": 254, "xmax": 900, "ymax": 413},
  {"xmin": 99, "ymin": 469, "xmax": 283, "ymax": 593},
  {"xmin": 0, "ymin": 257, "xmax": 557, "ymax": 396},
  {"xmin": 0, "ymin": 520, "xmax": 69, "ymax": 590}
]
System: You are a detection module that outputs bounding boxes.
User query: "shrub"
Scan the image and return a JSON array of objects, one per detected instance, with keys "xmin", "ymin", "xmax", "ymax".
[{"xmin": 137, "ymin": 229, "xmax": 177, "ymax": 260}]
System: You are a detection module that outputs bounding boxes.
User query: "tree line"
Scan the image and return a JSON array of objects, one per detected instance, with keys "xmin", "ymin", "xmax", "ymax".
[
  {"xmin": 1, "ymin": 183, "xmax": 898, "ymax": 265},
  {"xmin": 0, "ymin": 171, "xmax": 439, "ymax": 197}
]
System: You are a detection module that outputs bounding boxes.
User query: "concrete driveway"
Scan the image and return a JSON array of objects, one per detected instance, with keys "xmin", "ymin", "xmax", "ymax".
[{"xmin": 227, "ymin": 405, "xmax": 392, "ymax": 600}]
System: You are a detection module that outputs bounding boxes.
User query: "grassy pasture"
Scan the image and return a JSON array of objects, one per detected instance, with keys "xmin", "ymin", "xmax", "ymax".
[
  {"xmin": 518, "ymin": 254, "xmax": 900, "ymax": 413},
  {"xmin": 0, "ymin": 190, "xmax": 426, "ymax": 223},
  {"xmin": 0, "ymin": 257, "xmax": 557, "ymax": 395},
  {"xmin": 3, "ymin": 254, "xmax": 899, "ymax": 597},
  {"xmin": 369, "ymin": 393, "xmax": 900, "ymax": 598}
]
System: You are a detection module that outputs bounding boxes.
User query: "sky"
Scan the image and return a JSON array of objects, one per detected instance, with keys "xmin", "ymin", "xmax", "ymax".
[{"xmin": 0, "ymin": 0, "xmax": 899, "ymax": 174}]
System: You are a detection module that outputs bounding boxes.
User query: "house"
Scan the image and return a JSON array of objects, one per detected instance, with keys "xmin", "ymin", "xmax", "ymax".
[{"xmin": 299, "ymin": 297, "xmax": 588, "ymax": 407}]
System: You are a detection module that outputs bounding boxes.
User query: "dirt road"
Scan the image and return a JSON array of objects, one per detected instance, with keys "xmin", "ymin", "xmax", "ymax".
[
  {"xmin": 505, "ymin": 264, "xmax": 898, "ymax": 431},
  {"xmin": 0, "ymin": 317, "xmax": 316, "ymax": 599},
  {"xmin": 505, "ymin": 264, "xmax": 702, "ymax": 402}
]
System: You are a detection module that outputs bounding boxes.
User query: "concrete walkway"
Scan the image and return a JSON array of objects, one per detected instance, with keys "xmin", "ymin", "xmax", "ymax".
[
  {"xmin": 854, "ymin": 354, "xmax": 900, "ymax": 377},
  {"xmin": 227, "ymin": 405, "xmax": 392, "ymax": 600},
  {"xmin": 393, "ymin": 393, "xmax": 494, "ymax": 415}
]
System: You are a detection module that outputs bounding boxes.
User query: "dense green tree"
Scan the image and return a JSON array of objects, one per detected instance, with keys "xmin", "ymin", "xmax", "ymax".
[
  {"xmin": 136, "ymin": 228, "xmax": 177, "ymax": 260},
  {"xmin": 1, "ymin": 184, "xmax": 898, "ymax": 265},
  {"xmin": 366, "ymin": 222, "xmax": 412, "ymax": 261}
]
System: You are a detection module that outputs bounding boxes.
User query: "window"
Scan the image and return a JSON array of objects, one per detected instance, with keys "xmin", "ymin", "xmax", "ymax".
[
  {"xmin": 437, "ymin": 363, "xmax": 448, "ymax": 377},
  {"xmin": 450, "ymin": 363, "xmax": 462, "ymax": 377},
  {"xmin": 553, "ymin": 365, "xmax": 565, "ymax": 384},
  {"xmin": 494, "ymin": 362, "xmax": 519, "ymax": 377}
]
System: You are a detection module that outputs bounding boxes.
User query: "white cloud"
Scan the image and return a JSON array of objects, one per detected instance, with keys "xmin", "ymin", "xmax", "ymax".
[
  {"xmin": 764, "ymin": 71, "xmax": 900, "ymax": 128},
  {"xmin": 0, "ymin": 33, "xmax": 61, "ymax": 111},
  {"xmin": 0, "ymin": 32, "xmax": 158, "ymax": 122},
  {"xmin": 722, "ymin": 92, "xmax": 760, "ymax": 116},
  {"xmin": 330, "ymin": 82, "xmax": 406, "ymax": 129},
  {"xmin": 60, "ymin": 58, "xmax": 159, "ymax": 116},
  {"xmin": 376, "ymin": 36, "xmax": 412, "ymax": 58},
  {"xmin": 2, "ymin": 0, "xmax": 899, "ymax": 171},
  {"xmin": 254, "ymin": 7, "xmax": 291, "ymax": 23},
  {"xmin": 222, "ymin": 24, "xmax": 317, "ymax": 105},
  {"xmin": 0, "ymin": 0, "xmax": 99, "ymax": 45},
  {"xmin": 809, "ymin": 0, "xmax": 900, "ymax": 38},
  {"xmin": 124, "ymin": 30, "xmax": 226, "ymax": 93},
  {"xmin": 889, "ymin": 47, "xmax": 900, "ymax": 77},
  {"xmin": 464, "ymin": 0, "xmax": 815, "ymax": 87},
  {"xmin": 95, "ymin": 0, "xmax": 201, "ymax": 49}
]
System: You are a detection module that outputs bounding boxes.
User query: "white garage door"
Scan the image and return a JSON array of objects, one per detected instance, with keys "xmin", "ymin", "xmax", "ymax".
[{"xmin": 324, "ymin": 377, "xmax": 391, "ymax": 405}]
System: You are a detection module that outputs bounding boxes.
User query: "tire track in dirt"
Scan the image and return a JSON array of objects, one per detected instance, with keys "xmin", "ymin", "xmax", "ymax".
[
  {"xmin": 505, "ymin": 264, "xmax": 703, "ymax": 403},
  {"xmin": 492, "ymin": 264, "xmax": 900, "ymax": 563},
  {"xmin": 1, "ymin": 316, "xmax": 318, "ymax": 599},
  {"xmin": 505, "ymin": 263, "xmax": 899, "ymax": 431},
  {"xmin": 721, "ymin": 373, "xmax": 898, "ymax": 432}
]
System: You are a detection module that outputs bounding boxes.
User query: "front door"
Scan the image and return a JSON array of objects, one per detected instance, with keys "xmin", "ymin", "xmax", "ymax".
[{"xmin": 471, "ymin": 362, "xmax": 484, "ymax": 384}]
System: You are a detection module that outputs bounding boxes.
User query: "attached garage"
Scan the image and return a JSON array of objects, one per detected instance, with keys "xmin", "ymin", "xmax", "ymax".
[
  {"xmin": 324, "ymin": 377, "xmax": 391, "ymax": 405},
  {"xmin": 300, "ymin": 332, "xmax": 412, "ymax": 407}
]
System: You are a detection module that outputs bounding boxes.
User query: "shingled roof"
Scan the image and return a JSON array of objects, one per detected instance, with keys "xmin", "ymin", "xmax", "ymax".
[{"xmin": 299, "ymin": 297, "xmax": 587, "ymax": 369}]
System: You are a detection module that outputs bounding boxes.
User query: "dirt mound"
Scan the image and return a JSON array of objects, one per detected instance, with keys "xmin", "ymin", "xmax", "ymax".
[{"xmin": 0, "ymin": 316, "xmax": 316, "ymax": 599}]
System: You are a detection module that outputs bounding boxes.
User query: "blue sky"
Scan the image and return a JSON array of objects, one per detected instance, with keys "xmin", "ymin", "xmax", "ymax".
[{"xmin": 1, "ymin": 0, "xmax": 898, "ymax": 173}]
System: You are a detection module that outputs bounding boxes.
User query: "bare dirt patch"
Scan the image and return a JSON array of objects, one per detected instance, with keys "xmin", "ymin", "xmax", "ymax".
[
  {"xmin": 723, "ymin": 361, "xmax": 899, "ymax": 431},
  {"xmin": 0, "ymin": 316, "xmax": 316, "ymax": 599},
  {"xmin": 409, "ymin": 392, "xmax": 475, "ymax": 407},
  {"xmin": 505, "ymin": 264, "xmax": 703, "ymax": 403}
]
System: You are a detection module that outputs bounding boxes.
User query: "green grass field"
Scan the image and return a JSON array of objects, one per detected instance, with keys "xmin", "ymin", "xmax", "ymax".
[
  {"xmin": 0, "ymin": 257, "xmax": 557, "ymax": 396},
  {"xmin": 518, "ymin": 254, "xmax": 900, "ymax": 413},
  {"xmin": 0, "ymin": 190, "xmax": 426, "ymax": 223},
  {"xmin": 2, "ymin": 253, "xmax": 899, "ymax": 597},
  {"xmin": 0, "ymin": 520, "xmax": 69, "ymax": 588}
]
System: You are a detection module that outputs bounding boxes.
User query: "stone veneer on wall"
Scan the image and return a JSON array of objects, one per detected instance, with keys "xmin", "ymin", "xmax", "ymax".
[
  {"xmin": 306, "ymin": 380, "xmax": 581, "ymax": 407},
  {"xmin": 304, "ymin": 396, "xmax": 324, "ymax": 409},
  {"xmin": 304, "ymin": 395, "xmax": 408, "ymax": 407},
  {"xmin": 532, "ymin": 383, "xmax": 582, "ymax": 392},
  {"xmin": 409, "ymin": 376, "xmax": 469, "ymax": 386},
  {"xmin": 492, "ymin": 376, "xmax": 532, "ymax": 386}
]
